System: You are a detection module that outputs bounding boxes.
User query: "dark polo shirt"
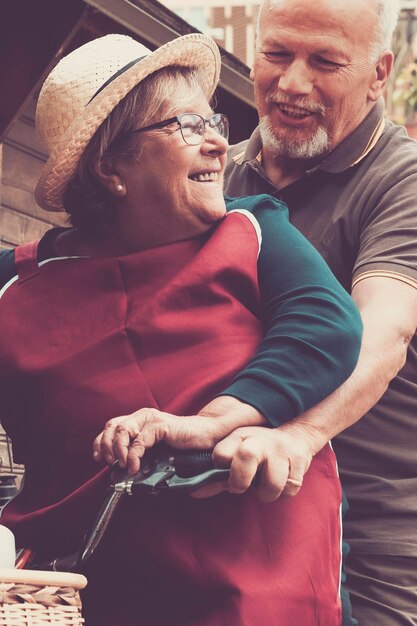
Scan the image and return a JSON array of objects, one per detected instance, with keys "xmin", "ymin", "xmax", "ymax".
[{"xmin": 225, "ymin": 98, "xmax": 417, "ymax": 557}]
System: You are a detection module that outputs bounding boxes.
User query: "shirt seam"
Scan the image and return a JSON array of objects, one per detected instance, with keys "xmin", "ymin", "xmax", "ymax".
[
  {"xmin": 352, "ymin": 270, "xmax": 417, "ymax": 291},
  {"xmin": 227, "ymin": 209, "xmax": 262, "ymax": 257},
  {"xmin": 0, "ymin": 256, "xmax": 86, "ymax": 300}
]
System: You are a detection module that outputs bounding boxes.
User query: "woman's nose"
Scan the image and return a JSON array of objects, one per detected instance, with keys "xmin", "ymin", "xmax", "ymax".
[
  {"xmin": 278, "ymin": 60, "xmax": 314, "ymax": 96},
  {"xmin": 201, "ymin": 127, "xmax": 229, "ymax": 155}
]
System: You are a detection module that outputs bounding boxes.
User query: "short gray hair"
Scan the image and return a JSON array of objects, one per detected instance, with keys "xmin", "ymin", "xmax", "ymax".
[
  {"xmin": 372, "ymin": 0, "xmax": 401, "ymax": 55},
  {"xmin": 257, "ymin": 0, "xmax": 401, "ymax": 58}
]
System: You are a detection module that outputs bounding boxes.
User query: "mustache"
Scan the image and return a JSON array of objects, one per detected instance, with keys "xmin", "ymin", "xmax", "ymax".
[{"xmin": 266, "ymin": 91, "xmax": 327, "ymax": 116}]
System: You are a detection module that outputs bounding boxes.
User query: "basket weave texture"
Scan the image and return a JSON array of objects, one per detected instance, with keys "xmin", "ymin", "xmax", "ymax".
[{"xmin": 0, "ymin": 569, "xmax": 87, "ymax": 626}]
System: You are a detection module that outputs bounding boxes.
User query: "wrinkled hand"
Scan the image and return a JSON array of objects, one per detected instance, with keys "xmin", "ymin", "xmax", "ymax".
[
  {"xmin": 93, "ymin": 408, "xmax": 222, "ymax": 475},
  {"xmin": 93, "ymin": 397, "xmax": 267, "ymax": 475},
  {"xmin": 193, "ymin": 423, "xmax": 316, "ymax": 502}
]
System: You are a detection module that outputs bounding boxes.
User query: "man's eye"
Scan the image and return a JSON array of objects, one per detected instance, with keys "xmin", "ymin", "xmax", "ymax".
[
  {"xmin": 262, "ymin": 51, "xmax": 291, "ymax": 62},
  {"xmin": 315, "ymin": 57, "xmax": 343, "ymax": 68}
]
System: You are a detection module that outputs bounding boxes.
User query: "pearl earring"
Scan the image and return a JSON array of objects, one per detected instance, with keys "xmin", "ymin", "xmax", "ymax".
[{"xmin": 116, "ymin": 183, "xmax": 123, "ymax": 192}]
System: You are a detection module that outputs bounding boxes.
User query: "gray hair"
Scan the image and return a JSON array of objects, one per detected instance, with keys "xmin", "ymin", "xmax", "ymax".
[
  {"xmin": 257, "ymin": 0, "xmax": 401, "ymax": 59},
  {"xmin": 64, "ymin": 67, "xmax": 208, "ymax": 232},
  {"xmin": 372, "ymin": 0, "xmax": 401, "ymax": 56}
]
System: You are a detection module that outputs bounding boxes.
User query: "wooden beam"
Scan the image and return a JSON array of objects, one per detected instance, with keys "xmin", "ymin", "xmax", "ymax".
[
  {"xmin": 84, "ymin": 0, "xmax": 256, "ymax": 108},
  {"xmin": 0, "ymin": 0, "xmax": 89, "ymax": 142}
]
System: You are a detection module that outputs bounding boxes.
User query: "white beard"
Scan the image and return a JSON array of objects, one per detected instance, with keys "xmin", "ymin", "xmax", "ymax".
[{"xmin": 259, "ymin": 115, "xmax": 329, "ymax": 160}]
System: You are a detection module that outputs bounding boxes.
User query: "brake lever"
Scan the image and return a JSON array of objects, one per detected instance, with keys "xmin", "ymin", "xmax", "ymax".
[
  {"xmin": 27, "ymin": 450, "xmax": 229, "ymax": 571},
  {"xmin": 124, "ymin": 453, "xmax": 230, "ymax": 495},
  {"xmin": 129, "ymin": 466, "xmax": 230, "ymax": 494}
]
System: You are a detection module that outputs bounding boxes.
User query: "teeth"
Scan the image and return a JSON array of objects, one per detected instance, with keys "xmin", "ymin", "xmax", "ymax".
[
  {"xmin": 278, "ymin": 103, "xmax": 311, "ymax": 119},
  {"xmin": 190, "ymin": 172, "xmax": 219, "ymax": 182}
]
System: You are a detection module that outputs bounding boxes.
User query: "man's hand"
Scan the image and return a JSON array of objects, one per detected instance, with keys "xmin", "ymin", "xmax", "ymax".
[{"xmin": 193, "ymin": 422, "xmax": 316, "ymax": 501}]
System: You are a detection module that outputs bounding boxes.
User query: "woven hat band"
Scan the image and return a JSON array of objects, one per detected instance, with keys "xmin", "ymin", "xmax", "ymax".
[{"xmin": 88, "ymin": 55, "xmax": 148, "ymax": 104}]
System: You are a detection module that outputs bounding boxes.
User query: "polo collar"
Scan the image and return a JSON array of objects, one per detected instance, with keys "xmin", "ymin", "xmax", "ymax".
[{"xmin": 235, "ymin": 98, "xmax": 386, "ymax": 175}]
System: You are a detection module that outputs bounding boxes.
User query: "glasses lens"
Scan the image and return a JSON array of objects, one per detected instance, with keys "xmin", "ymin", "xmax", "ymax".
[
  {"xmin": 208, "ymin": 114, "xmax": 229, "ymax": 141},
  {"xmin": 178, "ymin": 113, "xmax": 230, "ymax": 145},
  {"xmin": 179, "ymin": 114, "xmax": 205, "ymax": 145}
]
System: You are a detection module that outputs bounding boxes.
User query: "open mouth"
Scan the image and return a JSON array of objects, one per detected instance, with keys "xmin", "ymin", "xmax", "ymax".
[
  {"xmin": 276, "ymin": 103, "xmax": 314, "ymax": 120},
  {"xmin": 189, "ymin": 172, "xmax": 219, "ymax": 182}
]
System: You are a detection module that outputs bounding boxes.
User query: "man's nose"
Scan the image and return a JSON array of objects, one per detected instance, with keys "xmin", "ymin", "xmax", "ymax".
[{"xmin": 278, "ymin": 61, "xmax": 314, "ymax": 96}]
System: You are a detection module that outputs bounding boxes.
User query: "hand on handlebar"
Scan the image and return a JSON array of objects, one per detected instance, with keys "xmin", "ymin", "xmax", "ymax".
[
  {"xmin": 193, "ymin": 423, "xmax": 315, "ymax": 502},
  {"xmin": 92, "ymin": 397, "xmax": 267, "ymax": 476}
]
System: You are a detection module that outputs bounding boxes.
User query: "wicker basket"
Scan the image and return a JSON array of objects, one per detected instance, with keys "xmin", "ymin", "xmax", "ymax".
[{"xmin": 0, "ymin": 568, "xmax": 87, "ymax": 625}]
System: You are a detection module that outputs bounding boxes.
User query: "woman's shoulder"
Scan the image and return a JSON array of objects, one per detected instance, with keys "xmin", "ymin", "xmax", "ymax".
[
  {"xmin": 225, "ymin": 194, "xmax": 289, "ymax": 224},
  {"xmin": 0, "ymin": 228, "xmax": 67, "ymax": 290}
]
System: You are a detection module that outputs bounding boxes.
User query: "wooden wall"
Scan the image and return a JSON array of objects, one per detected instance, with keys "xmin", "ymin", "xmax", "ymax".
[
  {"xmin": 0, "ymin": 97, "xmax": 68, "ymax": 480},
  {"xmin": 0, "ymin": 97, "xmax": 67, "ymax": 250}
]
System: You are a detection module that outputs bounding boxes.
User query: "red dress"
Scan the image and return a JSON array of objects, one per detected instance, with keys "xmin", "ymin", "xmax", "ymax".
[{"xmin": 0, "ymin": 212, "xmax": 342, "ymax": 625}]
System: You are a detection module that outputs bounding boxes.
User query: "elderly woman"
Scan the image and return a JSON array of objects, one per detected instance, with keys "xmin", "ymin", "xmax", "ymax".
[{"xmin": 0, "ymin": 34, "xmax": 361, "ymax": 626}]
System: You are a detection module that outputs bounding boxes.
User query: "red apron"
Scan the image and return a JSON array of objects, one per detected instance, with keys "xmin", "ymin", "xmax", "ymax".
[{"xmin": 0, "ymin": 212, "xmax": 342, "ymax": 625}]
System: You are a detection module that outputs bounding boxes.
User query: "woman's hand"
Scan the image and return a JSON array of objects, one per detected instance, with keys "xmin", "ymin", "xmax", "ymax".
[
  {"xmin": 193, "ymin": 422, "xmax": 317, "ymax": 501},
  {"xmin": 92, "ymin": 396, "xmax": 267, "ymax": 475}
]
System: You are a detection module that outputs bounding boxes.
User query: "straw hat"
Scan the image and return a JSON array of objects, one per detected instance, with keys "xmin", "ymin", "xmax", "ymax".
[{"xmin": 35, "ymin": 33, "xmax": 221, "ymax": 212}]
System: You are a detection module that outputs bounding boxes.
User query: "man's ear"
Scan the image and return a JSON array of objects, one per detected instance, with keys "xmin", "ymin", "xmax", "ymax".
[
  {"xmin": 368, "ymin": 50, "xmax": 394, "ymax": 101},
  {"xmin": 250, "ymin": 25, "xmax": 258, "ymax": 82},
  {"xmin": 94, "ymin": 158, "xmax": 126, "ymax": 197}
]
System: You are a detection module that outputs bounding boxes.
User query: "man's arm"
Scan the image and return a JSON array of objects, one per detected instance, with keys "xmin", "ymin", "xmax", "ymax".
[
  {"xmin": 211, "ymin": 276, "xmax": 417, "ymax": 501},
  {"xmin": 287, "ymin": 275, "xmax": 417, "ymax": 447}
]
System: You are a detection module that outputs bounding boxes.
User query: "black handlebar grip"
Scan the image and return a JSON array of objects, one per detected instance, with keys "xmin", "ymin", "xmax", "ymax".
[{"xmin": 174, "ymin": 450, "xmax": 214, "ymax": 477}]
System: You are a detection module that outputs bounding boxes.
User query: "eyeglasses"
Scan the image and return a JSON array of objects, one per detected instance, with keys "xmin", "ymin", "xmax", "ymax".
[{"xmin": 131, "ymin": 113, "xmax": 229, "ymax": 145}]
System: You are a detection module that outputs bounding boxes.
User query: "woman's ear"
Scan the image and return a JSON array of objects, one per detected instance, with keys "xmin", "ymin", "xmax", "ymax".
[
  {"xmin": 368, "ymin": 50, "xmax": 394, "ymax": 102},
  {"xmin": 93, "ymin": 157, "xmax": 127, "ymax": 197}
]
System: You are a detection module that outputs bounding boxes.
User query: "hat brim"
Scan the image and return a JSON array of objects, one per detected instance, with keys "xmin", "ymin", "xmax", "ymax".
[{"xmin": 35, "ymin": 33, "xmax": 221, "ymax": 212}]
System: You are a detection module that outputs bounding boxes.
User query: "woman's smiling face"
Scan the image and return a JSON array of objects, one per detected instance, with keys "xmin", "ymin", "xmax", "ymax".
[{"xmin": 115, "ymin": 88, "xmax": 229, "ymax": 245}]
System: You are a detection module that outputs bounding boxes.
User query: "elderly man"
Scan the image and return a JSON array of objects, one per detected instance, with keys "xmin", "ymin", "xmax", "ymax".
[{"xmin": 221, "ymin": 0, "xmax": 417, "ymax": 624}]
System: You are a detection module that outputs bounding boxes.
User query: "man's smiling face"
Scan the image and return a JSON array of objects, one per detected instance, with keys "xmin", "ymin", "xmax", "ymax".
[{"xmin": 253, "ymin": 0, "xmax": 383, "ymax": 160}]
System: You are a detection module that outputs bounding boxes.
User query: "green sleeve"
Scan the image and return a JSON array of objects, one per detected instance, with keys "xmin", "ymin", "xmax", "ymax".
[
  {"xmin": 0, "ymin": 249, "xmax": 16, "ymax": 289},
  {"xmin": 222, "ymin": 195, "xmax": 362, "ymax": 425}
]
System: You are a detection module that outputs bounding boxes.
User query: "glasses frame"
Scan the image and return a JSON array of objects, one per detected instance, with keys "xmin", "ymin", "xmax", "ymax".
[{"xmin": 131, "ymin": 113, "xmax": 229, "ymax": 145}]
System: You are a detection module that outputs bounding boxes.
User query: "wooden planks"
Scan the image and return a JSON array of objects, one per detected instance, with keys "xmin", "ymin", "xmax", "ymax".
[
  {"xmin": 0, "ymin": 95, "xmax": 67, "ymax": 248},
  {"xmin": 0, "ymin": 96, "xmax": 66, "ymax": 476}
]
